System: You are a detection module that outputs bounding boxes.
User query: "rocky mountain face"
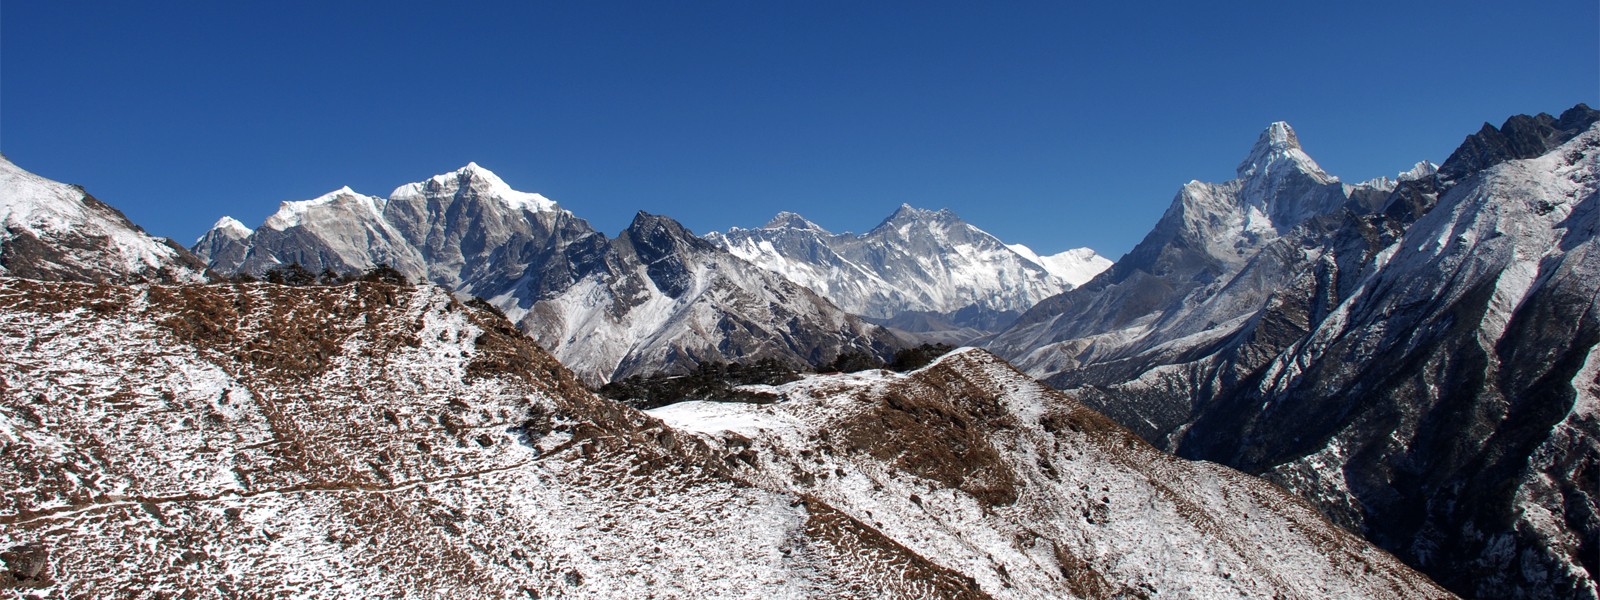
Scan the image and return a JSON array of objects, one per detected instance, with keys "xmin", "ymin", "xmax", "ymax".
[
  {"xmin": 707, "ymin": 205, "xmax": 1109, "ymax": 343},
  {"xmin": 521, "ymin": 211, "xmax": 901, "ymax": 385},
  {"xmin": 1437, "ymin": 104, "xmax": 1600, "ymax": 181},
  {"xmin": 0, "ymin": 155, "xmax": 209, "ymax": 284},
  {"xmin": 988, "ymin": 120, "xmax": 1391, "ymax": 382},
  {"xmin": 0, "ymin": 276, "xmax": 1450, "ymax": 597},
  {"xmin": 989, "ymin": 105, "xmax": 1600, "ymax": 599},
  {"xmin": 193, "ymin": 164, "xmax": 898, "ymax": 384}
]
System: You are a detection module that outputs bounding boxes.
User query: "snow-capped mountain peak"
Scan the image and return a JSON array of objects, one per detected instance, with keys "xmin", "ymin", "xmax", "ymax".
[
  {"xmin": 193, "ymin": 165, "xmax": 898, "ymax": 384},
  {"xmin": 1236, "ymin": 121, "xmax": 1335, "ymax": 184},
  {"xmin": 763, "ymin": 211, "xmax": 825, "ymax": 231},
  {"xmin": 1358, "ymin": 161, "xmax": 1440, "ymax": 193},
  {"xmin": 990, "ymin": 106, "xmax": 1600, "ymax": 599},
  {"xmin": 1398, "ymin": 160, "xmax": 1438, "ymax": 182},
  {"xmin": 390, "ymin": 162, "xmax": 556, "ymax": 214},
  {"xmin": 262, "ymin": 186, "xmax": 385, "ymax": 230},
  {"xmin": 875, "ymin": 203, "xmax": 953, "ymax": 229},
  {"xmin": 211, "ymin": 215, "xmax": 252, "ymax": 235},
  {"xmin": 199, "ymin": 216, "xmax": 252, "ymax": 242},
  {"xmin": 0, "ymin": 153, "xmax": 86, "ymax": 221},
  {"xmin": 710, "ymin": 203, "xmax": 1111, "ymax": 341}
]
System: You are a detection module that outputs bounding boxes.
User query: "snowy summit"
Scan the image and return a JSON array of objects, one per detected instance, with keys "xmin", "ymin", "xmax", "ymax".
[{"xmin": 390, "ymin": 162, "xmax": 557, "ymax": 214}]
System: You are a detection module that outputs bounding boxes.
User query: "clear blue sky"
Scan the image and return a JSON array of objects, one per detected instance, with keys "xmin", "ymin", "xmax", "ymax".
[{"xmin": 3, "ymin": 1, "xmax": 1595, "ymax": 259}]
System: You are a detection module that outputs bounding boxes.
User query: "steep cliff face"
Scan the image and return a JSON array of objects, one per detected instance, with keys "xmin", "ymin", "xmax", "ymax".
[
  {"xmin": 0, "ymin": 278, "xmax": 1449, "ymax": 598},
  {"xmin": 1190, "ymin": 125, "xmax": 1600, "ymax": 599},
  {"xmin": 0, "ymin": 155, "xmax": 209, "ymax": 284},
  {"xmin": 989, "ymin": 106, "xmax": 1600, "ymax": 599}
]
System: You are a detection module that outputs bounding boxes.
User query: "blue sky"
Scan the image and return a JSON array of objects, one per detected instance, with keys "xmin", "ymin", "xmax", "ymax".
[{"xmin": 3, "ymin": 1, "xmax": 1595, "ymax": 259}]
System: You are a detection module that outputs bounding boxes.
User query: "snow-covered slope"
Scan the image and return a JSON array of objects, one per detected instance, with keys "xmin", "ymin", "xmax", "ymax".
[
  {"xmin": 0, "ymin": 279, "xmax": 1449, "ymax": 597},
  {"xmin": 707, "ymin": 205, "xmax": 1109, "ymax": 340},
  {"xmin": 196, "ymin": 165, "xmax": 900, "ymax": 383},
  {"xmin": 1006, "ymin": 245, "xmax": 1111, "ymax": 287},
  {"xmin": 0, "ymin": 155, "xmax": 208, "ymax": 284},
  {"xmin": 1187, "ymin": 120, "xmax": 1600, "ymax": 600},
  {"xmin": 989, "ymin": 105, "xmax": 1600, "ymax": 599},
  {"xmin": 516, "ymin": 212, "xmax": 901, "ymax": 385},
  {"xmin": 648, "ymin": 348, "xmax": 1450, "ymax": 598}
]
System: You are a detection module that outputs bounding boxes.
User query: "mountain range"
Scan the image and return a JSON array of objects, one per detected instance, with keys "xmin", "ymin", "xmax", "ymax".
[
  {"xmin": 2, "ymin": 103, "xmax": 1596, "ymax": 598},
  {"xmin": 987, "ymin": 105, "xmax": 1599, "ymax": 599},
  {"xmin": 192, "ymin": 164, "xmax": 900, "ymax": 384},
  {"xmin": 192, "ymin": 163, "xmax": 1109, "ymax": 382},
  {"xmin": 0, "ymin": 275, "xmax": 1447, "ymax": 597},
  {"xmin": 707, "ymin": 206, "xmax": 1108, "ymax": 341}
]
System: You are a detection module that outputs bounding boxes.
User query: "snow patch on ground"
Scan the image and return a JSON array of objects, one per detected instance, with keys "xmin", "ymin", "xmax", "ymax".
[{"xmin": 646, "ymin": 400, "xmax": 797, "ymax": 436}]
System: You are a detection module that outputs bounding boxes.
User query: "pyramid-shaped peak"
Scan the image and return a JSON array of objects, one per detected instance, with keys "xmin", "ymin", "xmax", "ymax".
[
  {"xmin": 884, "ymin": 203, "xmax": 956, "ymax": 222},
  {"xmin": 393, "ymin": 163, "xmax": 556, "ymax": 213},
  {"xmin": 1261, "ymin": 122, "xmax": 1300, "ymax": 150},
  {"xmin": 444, "ymin": 162, "xmax": 510, "ymax": 187},
  {"xmin": 629, "ymin": 210, "xmax": 686, "ymax": 231},
  {"xmin": 764, "ymin": 211, "xmax": 825, "ymax": 231},
  {"xmin": 891, "ymin": 203, "xmax": 924, "ymax": 217},
  {"xmin": 1236, "ymin": 121, "xmax": 1331, "ymax": 181},
  {"xmin": 626, "ymin": 210, "xmax": 715, "ymax": 250},
  {"xmin": 869, "ymin": 204, "xmax": 964, "ymax": 237},
  {"xmin": 457, "ymin": 161, "xmax": 495, "ymax": 178},
  {"xmin": 401, "ymin": 162, "xmax": 515, "ymax": 194}
]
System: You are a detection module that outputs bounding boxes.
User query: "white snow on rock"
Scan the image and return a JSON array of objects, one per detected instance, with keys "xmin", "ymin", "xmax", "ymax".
[
  {"xmin": 989, "ymin": 121, "xmax": 1388, "ymax": 380},
  {"xmin": 647, "ymin": 399, "xmax": 797, "ymax": 436},
  {"xmin": 262, "ymin": 186, "xmax": 386, "ymax": 231},
  {"xmin": 0, "ymin": 279, "xmax": 1447, "ymax": 597},
  {"xmin": 709, "ymin": 204, "xmax": 1110, "ymax": 324},
  {"xmin": 388, "ymin": 162, "xmax": 556, "ymax": 214},
  {"xmin": 201, "ymin": 216, "xmax": 252, "ymax": 242},
  {"xmin": 1007, "ymin": 244, "xmax": 1112, "ymax": 287},
  {"xmin": 645, "ymin": 348, "xmax": 1450, "ymax": 598},
  {"xmin": 0, "ymin": 154, "xmax": 207, "ymax": 284},
  {"xmin": 197, "ymin": 167, "xmax": 896, "ymax": 385}
]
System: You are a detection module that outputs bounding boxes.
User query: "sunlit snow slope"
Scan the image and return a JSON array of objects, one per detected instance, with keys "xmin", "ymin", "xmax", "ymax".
[
  {"xmin": 708, "ymin": 206, "xmax": 1110, "ymax": 342},
  {"xmin": 0, "ymin": 155, "xmax": 208, "ymax": 284},
  {"xmin": 0, "ymin": 279, "xmax": 1448, "ymax": 598},
  {"xmin": 990, "ymin": 105, "xmax": 1600, "ymax": 600},
  {"xmin": 194, "ymin": 164, "xmax": 900, "ymax": 383}
]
